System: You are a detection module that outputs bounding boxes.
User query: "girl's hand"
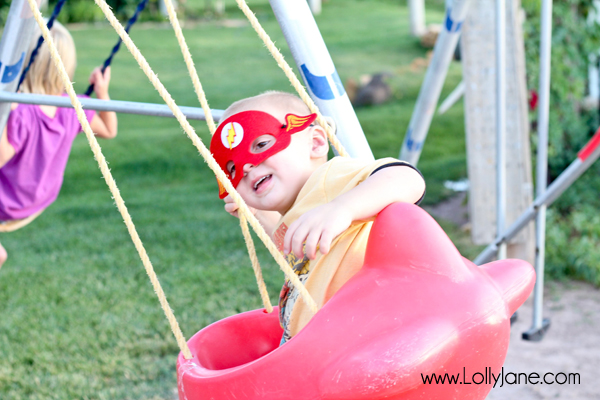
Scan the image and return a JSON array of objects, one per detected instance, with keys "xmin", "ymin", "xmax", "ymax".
[
  {"xmin": 224, "ymin": 194, "xmax": 256, "ymax": 218},
  {"xmin": 89, "ymin": 66, "xmax": 111, "ymax": 100},
  {"xmin": 283, "ymin": 202, "xmax": 353, "ymax": 260}
]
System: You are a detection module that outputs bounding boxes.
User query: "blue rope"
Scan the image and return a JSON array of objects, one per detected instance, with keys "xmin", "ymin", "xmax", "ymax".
[
  {"xmin": 17, "ymin": 0, "xmax": 68, "ymax": 91},
  {"xmin": 85, "ymin": 0, "xmax": 149, "ymax": 96}
]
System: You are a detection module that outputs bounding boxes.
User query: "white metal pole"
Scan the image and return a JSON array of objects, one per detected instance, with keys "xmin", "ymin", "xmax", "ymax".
[
  {"xmin": 269, "ymin": 0, "xmax": 373, "ymax": 161},
  {"xmin": 399, "ymin": 0, "xmax": 472, "ymax": 165},
  {"xmin": 408, "ymin": 0, "xmax": 426, "ymax": 36},
  {"xmin": 523, "ymin": 0, "xmax": 553, "ymax": 341},
  {"xmin": 496, "ymin": 0, "xmax": 507, "ymax": 260},
  {"xmin": 437, "ymin": 80, "xmax": 465, "ymax": 115},
  {"xmin": 0, "ymin": 91, "xmax": 224, "ymax": 121},
  {"xmin": 307, "ymin": 0, "xmax": 321, "ymax": 16},
  {"xmin": 0, "ymin": 0, "xmax": 39, "ymax": 140},
  {"xmin": 474, "ymin": 127, "xmax": 600, "ymax": 266}
]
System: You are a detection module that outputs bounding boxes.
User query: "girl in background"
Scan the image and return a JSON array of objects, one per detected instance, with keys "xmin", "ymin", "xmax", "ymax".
[{"xmin": 0, "ymin": 21, "xmax": 118, "ymax": 268}]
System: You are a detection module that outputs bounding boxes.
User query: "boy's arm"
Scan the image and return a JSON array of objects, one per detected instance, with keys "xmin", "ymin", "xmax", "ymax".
[
  {"xmin": 283, "ymin": 164, "xmax": 425, "ymax": 260},
  {"xmin": 89, "ymin": 66, "xmax": 118, "ymax": 139}
]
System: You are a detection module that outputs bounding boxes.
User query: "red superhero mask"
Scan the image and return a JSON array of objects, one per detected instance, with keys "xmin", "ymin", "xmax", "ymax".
[{"xmin": 210, "ymin": 110, "xmax": 317, "ymax": 199}]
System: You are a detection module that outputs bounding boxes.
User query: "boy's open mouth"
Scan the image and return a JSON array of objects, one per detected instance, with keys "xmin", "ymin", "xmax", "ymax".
[{"xmin": 254, "ymin": 174, "xmax": 272, "ymax": 191}]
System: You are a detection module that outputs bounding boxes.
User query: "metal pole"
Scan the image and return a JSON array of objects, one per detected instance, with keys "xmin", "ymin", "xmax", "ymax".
[
  {"xmin": 496, "ymin": 0, "xmax": 507, "ymax": 260},
  {"xmin": 437, "ymin": 80, "xmax": 465, "ymax": 115},
  {"xmin": 307, "ymin": 0, "xmax": 321, "ymax": 16},
  {"xmin": 399, "ymin": 0, "xmax": 473, "ymax": 165},
  {"xmin": 0, "ymin": 91, "xmax": 224, "ymax": 121},
  {"xmin": 269, "ymin": 0, "xmax": 374, "ymax": 161},
  {"xmin": 0, "ymin": 0, "xmax": 39, "ymax": 141},
  {"xmin": 523, "ymin": 0, "xmax": 553, "ymax": 342},
  {"xmin": 474, "ymin": 127, "xmax": 600, "ymax": 266},
  {"xmin": 408, "ymin": 0, "xmax": 426, "ymax": 37}
]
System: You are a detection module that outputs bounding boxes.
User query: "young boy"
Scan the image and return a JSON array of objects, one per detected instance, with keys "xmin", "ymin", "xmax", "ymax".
[{"xmin": 210, "ymin": 91, "xmax": 425, "ymax": 344}]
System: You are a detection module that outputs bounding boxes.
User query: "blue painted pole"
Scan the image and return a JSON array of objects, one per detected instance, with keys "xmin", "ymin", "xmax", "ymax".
[
  {"xmin": 0, "ymin": 0, "xmax": 40, "ymax": 142},
  {"xmin": 269, "ymin": 0, "xmax": 373, "ymax": 160},
  {"xmin": 399, "ymin": 0, "xmax": 473, "ymax": 165}
]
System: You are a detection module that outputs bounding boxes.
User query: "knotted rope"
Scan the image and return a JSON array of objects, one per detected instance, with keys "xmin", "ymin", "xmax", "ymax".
[
  {"xmin": 235, "ymin": 0, "xmax": 350, "ymax": 158},
  {"xmin": 92, "ymin": 0, "xmax": 317, "ymax": 316},
  {"xmin": 161, "ymin": 0, "xmax": 272, "ymax": 312},
  {"xmin": 26, "ymin": 0, "xmax": 193, "ymax": 359}
]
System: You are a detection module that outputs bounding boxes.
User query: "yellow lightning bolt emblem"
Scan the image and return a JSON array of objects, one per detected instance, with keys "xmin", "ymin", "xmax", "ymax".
[
  {"xmin": 227, "ymin": 124, "xmax": 237, "ymax": 149},
  {"xmin": 285, "ymin": 114, "xmax": 313, "ymax": 132}
]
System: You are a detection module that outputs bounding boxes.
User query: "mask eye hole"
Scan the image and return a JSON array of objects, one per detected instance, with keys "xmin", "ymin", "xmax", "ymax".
[
  {"xmin": 226, "ymin": 161, "xmax": 236, "ymax": 178},
  {"xmin": 251, "ymin": 134, "xmax": 276, "ymax": 154}
]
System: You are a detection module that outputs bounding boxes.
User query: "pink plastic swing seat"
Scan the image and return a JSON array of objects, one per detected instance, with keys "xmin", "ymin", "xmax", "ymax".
[{"xmin": 177, "ymin": 203, "xmax": 535, "ymax": 400}]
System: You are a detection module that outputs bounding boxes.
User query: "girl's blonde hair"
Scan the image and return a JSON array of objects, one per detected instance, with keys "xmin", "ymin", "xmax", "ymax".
[{"xmin": 20, "ymin": 21, "xmax": 76, "ymax": 95}]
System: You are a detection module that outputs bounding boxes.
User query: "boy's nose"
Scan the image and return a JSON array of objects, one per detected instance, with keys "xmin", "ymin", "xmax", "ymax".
[{"xmin": 243, "ymin": 164, "xmax": 255, "ymax": 174}]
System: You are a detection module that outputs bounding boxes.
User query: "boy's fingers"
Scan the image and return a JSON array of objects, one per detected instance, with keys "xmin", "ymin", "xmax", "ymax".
[
  {"xmin": 224, "ymin": 203, "xmax": 238, "ymax": 213},
  {"xmin": 319, "ymin": 229, "xmax": 334, "ymax": 255},
  {"xmin": 305, "ymin": 229, "xmax": 321, "ymax": 259},
  {"xmin": 283, "ymin": 221, "xmax": 299, "ymax": 254},
  {"xmin": 291, "ymin": 225, "xmax": 310, "ymax": 259}
]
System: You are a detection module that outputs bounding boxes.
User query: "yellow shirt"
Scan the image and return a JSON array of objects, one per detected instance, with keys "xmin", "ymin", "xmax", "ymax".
[{"xmin": 272, "ymin": 156, "xmax": 421, "ymax": 343}]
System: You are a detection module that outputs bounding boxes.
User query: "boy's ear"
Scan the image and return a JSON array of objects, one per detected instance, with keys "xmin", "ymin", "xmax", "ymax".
[{"xmin": 310, "ymin": 125, "xmax": 329, "ymax": 159}]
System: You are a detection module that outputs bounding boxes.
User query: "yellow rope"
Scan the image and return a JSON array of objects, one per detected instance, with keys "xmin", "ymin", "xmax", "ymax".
[
  {"xmin": 161, "ymin": 0, "xmax": 272, "ymax": 312},
  {"xmin": 25, "ymin": 0, "xmax": 193, "ymax": 359},
  {"xmin": 239, "ymin": 213, "xmax": 273, "ymax": 312},
  {"xmin": 94, "ymin": 0, "xmax": 318, "ymax": 315},
  {"xmin": 235, "ymin": 0, "xmax": 350, "ymax": 158},
  {"xmin": 161, "ymin": 0, "xmax": 216, "ymax": 134}
]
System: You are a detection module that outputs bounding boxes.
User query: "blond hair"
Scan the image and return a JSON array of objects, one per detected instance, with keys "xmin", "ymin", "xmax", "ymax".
[
  {"xmin": 220, "ymin": 91, "xmax": 311, "ymax": 123},
  {"xmin": 20, "ymin": 21, "xmax": 76, "ymax": 95}
]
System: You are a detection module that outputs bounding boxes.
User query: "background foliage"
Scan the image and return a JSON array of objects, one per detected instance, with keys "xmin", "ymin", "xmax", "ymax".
[
  {"xmin": 0, "ymin": 1, "xmax": 470, "ymax": 398},
  {"xmin": 522, "ymin": 0, "xmax": 600, "ymax": 284}
]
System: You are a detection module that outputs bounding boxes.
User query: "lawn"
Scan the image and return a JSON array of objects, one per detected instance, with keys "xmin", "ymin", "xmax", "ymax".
[{"xmin": 0, "ymin": 1, "xmax": 475, "ymax": 398}]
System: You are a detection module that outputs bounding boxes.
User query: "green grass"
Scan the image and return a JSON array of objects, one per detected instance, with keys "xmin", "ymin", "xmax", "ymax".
[{"xmin": 0, "ymin": 1, "xmax": 476, "ymax": 398}]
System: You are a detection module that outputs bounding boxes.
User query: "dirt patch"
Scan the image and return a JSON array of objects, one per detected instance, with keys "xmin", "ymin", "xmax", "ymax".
[
  {"xmin": 487, "ymin": 281, "xmax": 600, "ymax": 399},
  {"xmin": 426, "ymin": 193, "xmax": 599, "ymax": 399},
  {"xmin": 423, "ymin": 191, "xmax": 470, "ymax": 227}
]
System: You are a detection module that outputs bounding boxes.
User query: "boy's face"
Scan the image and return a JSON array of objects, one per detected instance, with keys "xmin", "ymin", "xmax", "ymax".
[
  {"xmin": 233, "ymin": 128, "xmax": 317, "ymax": 214},
  {"xmin": 210, "ymin": 109, "xmax": 321, "ymax": 214}
]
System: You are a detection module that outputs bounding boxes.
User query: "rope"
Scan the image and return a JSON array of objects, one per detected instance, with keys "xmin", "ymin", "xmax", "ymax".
[
  {"xmin": 84, "ymin": 0, "xmax": 149, "ymax": 96},
  {"xmin": 161, "ymin": 0, "xmax": 215, "ymax": 133},
  {"xmin": 25, "ymin": 0, "xmax": 193, "ymax": 360},
  {"xmin": 235, "ymin": 0, "xmax": 350, "ymax": 158},
  {"xmin": 93, "ymin": 0, "xmax": 318, "ymax": 315},
  {"xmin": 161, "ymin": 0, "xmax": 271, "ymax": 312},
  {"xmin": 17, "ymin": 0, "xmax": 68, "ymax": 91},
  {"xmin": 239, "ymin": 213, "xmax": 273, "ymax": 312}
]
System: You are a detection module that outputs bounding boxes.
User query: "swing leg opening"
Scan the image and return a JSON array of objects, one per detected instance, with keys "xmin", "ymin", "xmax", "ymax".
[{"xmin": 192, "ymin": 308, "xmax": 282, "ymax": 370}]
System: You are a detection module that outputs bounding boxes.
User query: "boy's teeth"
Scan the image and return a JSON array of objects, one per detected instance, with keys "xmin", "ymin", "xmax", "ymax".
[{"xmin": 254, "ymin": 175, "xmax": 269, "ymax": 190}]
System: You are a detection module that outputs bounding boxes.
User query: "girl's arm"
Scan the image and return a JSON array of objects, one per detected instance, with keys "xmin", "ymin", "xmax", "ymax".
[
  {"xmin": 0, "ymin": 126, "xmax": 15, "ymax": 168},
  {"xmin": 0, "ymin": 103, "xmax": 19, "ymax": 168},
  {"xmin": 88, "ymin": 66, "xmax": 117, "ymax": 139}
]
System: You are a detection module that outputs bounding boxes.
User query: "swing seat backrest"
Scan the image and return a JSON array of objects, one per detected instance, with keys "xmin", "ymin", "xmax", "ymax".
[{"xmin": 177, "ymin": 202, "xmax": 535, "ymax": 400}]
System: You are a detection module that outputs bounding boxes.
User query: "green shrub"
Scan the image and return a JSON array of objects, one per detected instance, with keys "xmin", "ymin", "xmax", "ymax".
[
  {"xmin": 523, "ymin": 0, "xmax": 600, "ymax": 284},
  {"xmin": 49, "ymin": 0, "xmax": 164, "ymax": 23}
]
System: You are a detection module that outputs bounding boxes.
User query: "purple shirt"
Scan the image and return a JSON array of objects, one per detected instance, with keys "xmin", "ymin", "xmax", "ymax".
[{"xmin": 0, "ymin": 101, "xmax": 96, "ymax": 220}]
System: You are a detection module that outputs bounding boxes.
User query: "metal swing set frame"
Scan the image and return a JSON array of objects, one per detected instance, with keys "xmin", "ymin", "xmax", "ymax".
[{"xmin": 1, "ymin": 0, "xmax": 599, "ymax": 345}]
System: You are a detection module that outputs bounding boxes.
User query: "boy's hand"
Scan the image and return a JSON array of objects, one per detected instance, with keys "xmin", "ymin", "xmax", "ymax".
[
  {"xmin": 89, "ymin": 66, "xmax": 111, "ymax": 100},
  {"xmin": 283, "ymin": 202, "xmax": 353, "ymax": 260},
  {"xmin": 224, "ymin": 194, "xmax": 256, "ymax": 218}
]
